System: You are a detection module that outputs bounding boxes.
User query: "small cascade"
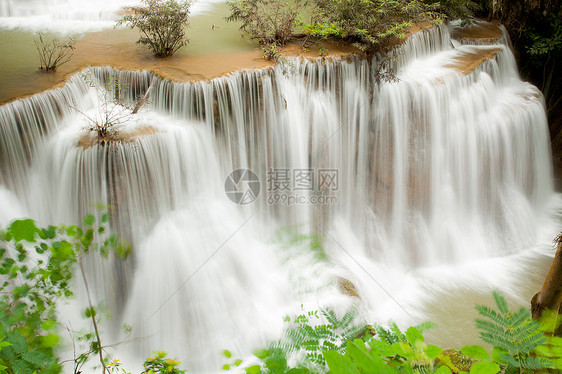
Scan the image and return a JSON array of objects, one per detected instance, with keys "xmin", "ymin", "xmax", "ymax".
[
  {"xmin": 0, "ymin": 21, "xmax": 558, "ymax": 372},
  {"xmin": 0, "ymin": 75, "xmax": 88, "ymax": 191}
]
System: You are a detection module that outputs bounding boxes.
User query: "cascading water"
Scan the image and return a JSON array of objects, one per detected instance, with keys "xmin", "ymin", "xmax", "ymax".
[{"xmin": 0, "ymin": 21, "xmax": 560, "ymax": 372}]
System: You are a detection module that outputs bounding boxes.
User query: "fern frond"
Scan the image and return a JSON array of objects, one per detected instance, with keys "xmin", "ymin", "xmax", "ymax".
[
  {"xmin": 414, "ymin": 321, "xmax": 435, "ymax": 333},
  {"xmin": 516, "ymin": 332, "xmax": 547, "ymax": 353},
  {"xmin": 374, "ymin": 325, "xmax": 396, "ymax": 345},
  {"xmin": 493, "ymin": 290, "xmax": 509, "ymax": 314},
  {"xmin": 322, "ymin": 340, "xmax": 337, "ymax": 351},
  {"xmin": 7, "ymin": 333, "xmax": 27, "ymax": 355},
  {"xmin": 389, "ymin": 322, "xmax": 406, "ymax": 342},
  {"xmin": 313, "ymin": 324, "xmax": 334, "ymax": 339},
  {"xmin": 519, "ymin": 356, "xmax": 554, "ymax": 370},
  {"xmin": 340, "ymin": 308, "xmax": 357, "ymax": 328},
  {"xmin": 507, "ymin": 307, "xmax": 531, "ymax": 327},
  {"xmin": 11, "ymin": 359, "xmax": 33, "ymax": 374},
  {"xmin": 499, "ymin": 353, "xmax": 521, "ymax": 368},
  {"xmin": 302, "ymin": 339, "xmax": 321, "ymax": 351},
  {"xmin": 479, "ymin": 331, "xmax": 518, "ymax": 353},
  {"xmin": 342, "ymin": 325, "xmax": 365, "ymax": 343},
  {"xmin": 22, "ymin": 351, "xmax": 52, "ymax": 367},
  {"xmin": 475, "ymin": 305, "xmax": 509, "ymax": 328},
  {"xmin": 321, "ymin": 309, "xmax": 339, "ymax": 326},
  {"xmin": 509, "ymin": 321, "xmax": 541, "ymax": 343},
  {"xmin": 475, "ymin": 318, "xmax": 507, "ymax": 338}
]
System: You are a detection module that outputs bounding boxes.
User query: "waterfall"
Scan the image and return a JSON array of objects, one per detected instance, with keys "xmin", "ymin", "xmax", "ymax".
[{"xmin": 0, "ymin": 22, "xmax": 558, "ymax": 372}]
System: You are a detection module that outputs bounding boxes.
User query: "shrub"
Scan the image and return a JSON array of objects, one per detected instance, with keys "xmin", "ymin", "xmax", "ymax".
[
  {"xmin": 34, "ymin": 33, "xmax": 75, "ymax": 72},
  {"xmin": 0, "ymin": 214, "xmax": 127, "ymax": 374},
  {"xmin": 261, "ymin": 43, "xmax": 283, "ymax": 61},
  {"xmin": 472, "ymin": 291, "xmax": 555, "ymax": 372},
  {"xmin": 0, "ymin": 215, "xmax": 186, "ymax": 374},
  {"xmin": 226, "ymin": 0, "xmax": 302, "ymax": 45},
  {"xmin": 118, "ymin": 0, "xmax": 191, "ymax": 57},
  {"xmin": 308, "ymin": 0, "xmax": 439, "ymax": 52},
  {"xmin": 226, "ymin": 292, "xmax": 562, "ymax": 373},
  {"xmin": 425, "ymin": 0, "xmax": 479, "ymax": 22}
]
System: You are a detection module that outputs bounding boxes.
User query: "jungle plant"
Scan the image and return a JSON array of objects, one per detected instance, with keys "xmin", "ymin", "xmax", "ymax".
[
  {"xmin": 303, "ymin": 0, "xmax": 440, "ymax": 53},
  {"xmin": 225, "ymin": 0, "xmax": 302, "ymax": 45},
  {"xmin": 261, "ymin": 43, "xmax": 283, "ymax": 61},
  {"xmin": 424, "ymin": 0, "xmax": 479, "ymax": 22},
  {"xmin": 322, "ymin": 321, "xmax": 448, "ymax": 373},
  {"xmin": 118, "ymin": 0, "xmax": 191, "ymax": 57},
  {"xmin": 142, "ymin": 351, "xmax": 186, "ymax": 374},
  {"xmin": 470, "ymin": 291, "xmax": 555, "ymax": 372},
  {"xmin": 0, "ymin": 213, "xmax": 130, "ymax": 374},
  {"xmin": 34, "ymin": 33, "xmax": 76, "ymax": 72},
  {"xmin": 0, "ymin": 215, "xmax": 189, "ymax": 374}
]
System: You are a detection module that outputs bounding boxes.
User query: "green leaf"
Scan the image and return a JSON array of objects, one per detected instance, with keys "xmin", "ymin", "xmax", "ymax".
[
  {"xmin": 9, "ymin": 219, "xmax": 40, "ymax": 243},
  {"xmin": 425, "ymin": 344, "xmax": 443, "ymax": 360},
  {"xmin": 42, "ymin": 320, "xmax": 56, "ymax": 331},
  {"xmin": 434, "ymin": 367, "xmax": 452, "ymax": 374},
  {"xmin": 41, "ymin": 226, "xmax": 56, "ymax": 240},
  {"xmin": 253, "ymin": 349, "xmax": 270, "ymax": 360},
  {"xmin": 323, "ymin": 350, "xmax": 358, "ymax": 374},
  {"xmin": 368, "ymin": 339, "xmax": 395, "ymax": 357},
  {"xmin": 83, "ymin": 214, "xmax": 95, "ymax": 227},
  {"xmin": 405, "ymin": 326, "xmax": 424, "ymax": 344},
  {"xmin": 83, "ymin": 307, "xmax": 96, "ymax": 318},
  {"xmin": 101, "ymin": 213, "xmax": 109, "ymax": 223},
  {"xmin": 346, "ymin": 340, "xmax": 379, "ymax": 373},
  {"xmin": 40, "ymin": 334, "xmax": 59, "ymax": 348},
  {"xmin": 245, "ymin": 365, "xmax": 261, "ymax": 374},
  {"xmin": 469, "ymin": 361, "xmax": 500, "ymax": 374},
  {"xmin": 223, "ymin": 349, "xmax": 232, "ymax": 358},
  {"xmin": 491, "ymin": 346, "xmax": 509, "ymax": 364},
  {"xmin": 461, "ymin": 345, "xmax": 490, "ymax": 360}
]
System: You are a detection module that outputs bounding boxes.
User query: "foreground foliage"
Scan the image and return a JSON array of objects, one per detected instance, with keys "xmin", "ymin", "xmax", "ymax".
[
  {"xmin": 0, "ymin": 216, "xmax": 185, "ymax": 374},
  {"xmin": 118, "ymin": 0, "xmax": 191, "ymax": 57},
  {"xmin": 223, "ymin": 292, "xmax": 562, "ymax": 373}
]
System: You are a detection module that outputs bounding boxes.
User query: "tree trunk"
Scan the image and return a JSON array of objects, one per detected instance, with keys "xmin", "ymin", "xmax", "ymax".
[{"xmin": 531, "ymin": 238, "xmax": 562, "ymax": 319}]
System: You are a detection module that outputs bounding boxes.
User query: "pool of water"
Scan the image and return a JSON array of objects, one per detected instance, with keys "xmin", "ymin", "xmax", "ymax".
[{"xmin": 0, "ymin": 2, "xmax": 255, "ymax": 103}]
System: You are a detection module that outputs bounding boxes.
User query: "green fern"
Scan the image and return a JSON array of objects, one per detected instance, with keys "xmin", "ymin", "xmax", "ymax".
[
  {"xmin": 492, "ymin": 290, "xmax": 509, "ymax": 314},
  {"xmin": 475, "ymin": 291, "xmax": 554, "ymax": 371},
  {"xmin": 266, "ymin": 306, "xmax": 363, "ymax": 369},
  {"xmin": 373, "ymin": 321, "xmax": 406, "ymax": 345},
  {"xmin": 21, "ymin": 351, "xmax": 53, "ymax": 367}
]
